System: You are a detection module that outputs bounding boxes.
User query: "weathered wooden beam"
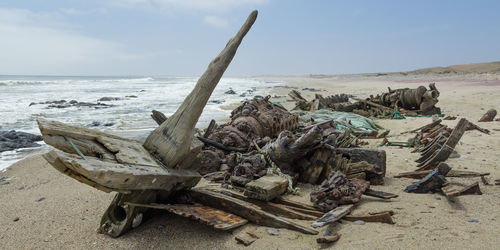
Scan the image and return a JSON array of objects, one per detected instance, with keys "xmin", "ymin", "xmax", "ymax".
[
  {"xmin": 43, "ymin": 150, "xmax": 200, "ymax": 192},
  {"xmin": 190, "ymin": 188, "xmax": 318, "ymax": 235},
  {"xmin": 441, "ymin": 182, "xmax": 482, "ymax": 198},
  {"xmin": 212, "ymin": 189, "xmax": 318, "ymax": 220},
  {"xmin": 363, "ymin": 189, "xmax": 398, "ymax": 199},
  {"xmin": 244, "ymin": 175, "xmax": 289, "ymax": 201},
  {"xmin": 344, "ymin": 211, "xmax": 394, "ymax": 224},
  {"xmin": 395, "ymin": 169, "xmax": 490, "ymax": 179},
  {"xmin": 124, "ymin": 202, "xmax": 248, "ymax": 230},
  {"xmin": 312, "ymin": 204, "xmax": 354, "ymax": 228},
  {"xmin": 143, "ymin": 11, "xmax": 258, "ymax": 168}
]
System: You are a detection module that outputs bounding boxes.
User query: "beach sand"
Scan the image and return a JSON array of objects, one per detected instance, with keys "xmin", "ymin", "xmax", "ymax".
[{"xmin": 1, "ymin": 74, "xmax": 500, "ymax": 249}]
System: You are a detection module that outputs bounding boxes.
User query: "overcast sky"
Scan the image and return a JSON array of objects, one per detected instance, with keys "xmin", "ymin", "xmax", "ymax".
[{"xmin": 1, "ymin": 0, "xmax": 499, "ymax": 76}]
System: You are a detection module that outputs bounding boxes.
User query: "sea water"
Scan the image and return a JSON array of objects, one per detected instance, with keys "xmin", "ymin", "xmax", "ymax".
[{"xmin": 0, "ymin": 75, "xmax": 282, "ymax": 170}]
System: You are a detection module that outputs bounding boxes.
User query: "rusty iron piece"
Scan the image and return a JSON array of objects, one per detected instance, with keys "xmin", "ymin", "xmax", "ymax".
[
  {"xmin": 310, "ymin": 171, "xmax": 370, "ymax": 212},
  {"xmin": 441, "ymin": 182, "xmax": 482, "ymax": 198},
  {"xmin": 209, "ymin": 95, "xmax": 298, "ymax": 149},
  {"xmin": 466, "ymin": 122, "xmax": 490, "ymax": 134},
  {"xmin": 404, "ymin": 163, "xmax": 451, "ymax": 193},
  {"xmin": 126, "ymin": 202, "xmax": 248, "ymax": 230},
  {"xmin": 478, "ymin": 109, "xmax": 497, "ymax": 122}
]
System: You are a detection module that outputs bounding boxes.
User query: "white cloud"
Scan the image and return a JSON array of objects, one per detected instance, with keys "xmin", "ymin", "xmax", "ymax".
[
  {"xmin": 0, "ymin": 8, "xmax": 138, "ymax": 75},
  {"xmin": 60, "ymin": 8, "xmax": 107, "ymax": 15},
  {"xmin": 108, "ymin": 0, "xmax": 268, "ymax": 12},
  {"xmin": 204, "ymin": 15, "xmax": 228, "ymax": 28}
]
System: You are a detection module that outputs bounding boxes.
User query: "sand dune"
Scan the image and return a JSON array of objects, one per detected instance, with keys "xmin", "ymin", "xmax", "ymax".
[{"xmin": 407, "ymin": 61, "xmax": 500, "ymax": 74}]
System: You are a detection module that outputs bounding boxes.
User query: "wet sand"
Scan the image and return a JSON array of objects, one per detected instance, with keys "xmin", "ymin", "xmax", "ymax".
[{"xmin": 1, "ymin": 74, "xmax": 500, "ymax": 249}]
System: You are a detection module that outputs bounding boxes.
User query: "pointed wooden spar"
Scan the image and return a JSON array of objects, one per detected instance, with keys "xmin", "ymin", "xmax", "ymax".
[{"xmin": 143, "ymin": 11, "xmax": 258, "ymax": 168}]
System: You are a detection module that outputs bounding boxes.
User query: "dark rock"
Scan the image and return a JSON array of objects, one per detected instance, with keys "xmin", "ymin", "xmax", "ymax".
[
  {"xmin": 468, "ymin": 219, "xmax": 479, "ymax": 223},
  {"xmin": 126, "ymin": 95, "xmax": 138, "ymax": 98},
  {"xmin": 98, "ymin": 97, "xmax": 121, "ymax": 101},
  {"xmin": 30, "ymin": 99, "xmax": 114, "ymax": 109},
  {"xmin": 0, "ymin": 177, "xmax": 9, "ymax": 185},
  {"xmin": 0, "ymin": 130, "xmax": 43, "ymax": 152},
  {"xmin": 225, "ymin": 88, "xmax": 237, "ymax": 95},
  {"xmin": 36, "ymin": 197, "xmax": 46, "ymax": 202},
  {"xmin": 87, "ymin": 121, "xmax": 115, "ymax": 127},
  {"xmin": 302, "ymin": 88, "xmax": 321, "ymax": 92},
  {"xmin": 13, "ymin": 217, "xmax": 19, "ymax": 222},
  {"xmin": 209, "ymin": 100, "xmax": 224, "ymax": 104}
]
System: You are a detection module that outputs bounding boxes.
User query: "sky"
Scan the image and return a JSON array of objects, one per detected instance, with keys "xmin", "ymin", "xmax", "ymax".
[{"xmin": 1, "ymin": 0, "xmax": 499, "ymax": 76}]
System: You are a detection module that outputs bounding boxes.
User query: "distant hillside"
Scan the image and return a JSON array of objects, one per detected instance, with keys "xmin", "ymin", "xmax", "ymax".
[{"xmin": 406, "ymin": 61, "xmax": 500, "ymax": 74}]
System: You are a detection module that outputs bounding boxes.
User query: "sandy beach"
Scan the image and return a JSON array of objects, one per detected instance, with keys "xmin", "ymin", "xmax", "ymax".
[{"xmin": 2, "ymin": 74, "xmax": 500, "ymax": 249}]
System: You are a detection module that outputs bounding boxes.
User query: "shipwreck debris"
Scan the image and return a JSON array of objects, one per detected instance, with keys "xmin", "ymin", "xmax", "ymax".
[
  {"xmin": 235, "ymin": 231, "xmax": 259, "ymax": 246},
  {"xmin": 310, "ymin": 171, "xmax": 369, "ymax": 212},
  {"xmin": 478, "ymin": 109, "xmax": 497, "ymax": 122}
]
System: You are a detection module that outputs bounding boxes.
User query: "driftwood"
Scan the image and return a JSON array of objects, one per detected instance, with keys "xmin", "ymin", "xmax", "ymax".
[
  {"xmin": 143, "ymin": 11, "xmax": 258, "ymax": 168},
  {"xmin": 190, "ymin": 188, "xmax": 318, "ymax": 235}
]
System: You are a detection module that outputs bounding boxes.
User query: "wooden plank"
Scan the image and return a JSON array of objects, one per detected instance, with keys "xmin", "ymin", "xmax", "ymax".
[
  {"xmin": 244, "ymin": 175, "xmax": 288, "ymax": 201},
  {"xmin": 273, "ymin": 196, "xmax": 320, "ymax": 212},
  {"xmin": 212, "ymin": 189, "xmax": 318, "ymax": 220},
  {"xmin": 190, "ymin": 188, "xmax": 318, "ymax": 235},
  {"xmin": 442, "ymin": 182, "xmax": 482, "ymax": 198},
  {"xmin": 395, "ymin": 169, "xmax": 489, "ymax": 179},
  {"xmin": 125, "ymin": 203, "xmax": 248, "ymax": 230},
  {"xmin": 312, "ymin": 205, "xmax": 354, "ymax": 228},
  {"xmin": 364, "ymin": 189, "xmax": 398, "ymax": 199},
  {"xmin": 344, "ymin": 211, "xmax": 394, "ymax": 224}
]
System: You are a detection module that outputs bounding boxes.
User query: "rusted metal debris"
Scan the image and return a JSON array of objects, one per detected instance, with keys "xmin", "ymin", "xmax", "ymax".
[
  {"xmin": 415, "ymin": 118, "xmax": 469, "ymax": 171},
  {"xmin": 290, "ymin": 83, "xmax": 441, "ymax": 117},
  {"xmin": 310, "ymin": 171, "xmax": 370, "ymax": 212},
  {"xmin": 404, "ymin": 163, "xmax": 451, "ymax": 193},
  {"xmin": 478, "ymin": 109, "xmax": 497, "ymax": 122}
]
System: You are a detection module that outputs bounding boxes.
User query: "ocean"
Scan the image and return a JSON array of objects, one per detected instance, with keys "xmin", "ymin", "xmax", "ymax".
[{"xmin": 0, "ymin": 75, "xmax": 282, "ymax": 170}]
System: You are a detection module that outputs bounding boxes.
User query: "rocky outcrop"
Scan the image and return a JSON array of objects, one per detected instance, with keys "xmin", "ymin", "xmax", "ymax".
[{"xmin": 0, "ymin": 130, "xmax": 43, "ymax": 152}]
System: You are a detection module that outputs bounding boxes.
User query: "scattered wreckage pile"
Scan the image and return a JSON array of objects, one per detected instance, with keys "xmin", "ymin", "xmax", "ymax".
[
  {"xmin": 388, "ymin": 117, "xmax": 493, "ymax": 197},
  {"xmin": 33, "ymin": 11, "xmax": 400, "ymax": 246},
  {"xmin": 289, "ymin": 83, "xmax": 442, "ymax": 118}
]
